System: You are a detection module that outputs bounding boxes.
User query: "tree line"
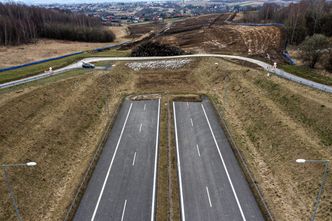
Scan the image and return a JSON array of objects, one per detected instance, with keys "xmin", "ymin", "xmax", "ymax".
[
  {"xmin": 0, "ymin": 3, "xmax": 115, "ymax": 46},
  {"xmin": 242, "ymin": 0, "xmax": 332, "ymax": 45}
]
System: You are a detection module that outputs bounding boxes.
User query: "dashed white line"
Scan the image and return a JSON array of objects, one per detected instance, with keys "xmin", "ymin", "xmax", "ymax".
[
  {"xmin": 132, "ymin": 152, "xmax": 137, "ymax": 166},
  {"xmin": 206, "ymin": 186, "xmax": 212, "ymax": 208},
  {"xmin": 139, "ymin": 123, "xmax": 142, "ymax": 133},
  {"xmin": 190, "ymin": 118, "xmax": 194, "ymax": 127},
  {"xmin": 121, "ymin": 200, "xmax": 127, "ymax": 221},
  {"xmin": 173, "ymin": 103, "xmax": 186, "ymax": 221},
  {"xmin": 201, "ymin": 103, "xmax": 246, "ymax": 221},
  {"xmin": 90, "ymin": 103, "xmax": 133, "ymax": 221},
  {"xmin": 187, "ymin": 102, "xmax": 189, "ymax": 107},
  {"xmin": 196, "ymin": 144, "xmax": 201, "ymax": 157},
  {"xmin": 144, "ymin": 104, "xmax": 146, "ymax": 111}
]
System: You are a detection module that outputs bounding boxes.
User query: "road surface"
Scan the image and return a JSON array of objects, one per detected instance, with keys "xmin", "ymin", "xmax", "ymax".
[
  {"xmin": 1, "ymin": 54, "xmax": 331, "ymax": 94},
  {"xmin": 74, "ymin": 99, "xmax": 160, "ymax": 221},
  {"xmin": 173, "ymin": 98, "xmax": 265, "ymax": 221}
]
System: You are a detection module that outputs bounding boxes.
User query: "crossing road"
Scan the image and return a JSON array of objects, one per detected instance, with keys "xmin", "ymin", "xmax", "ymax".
[
  {"xmin": 2, "ymin": 54, "xmax": 331, "ymax": 94},
  {"xmin": 173, "ymin": 98, "xmax": 265, "ymax": 221},
  {"xmin": 74, "ymin": 99, "xmax": 160, "ymax": 221}
]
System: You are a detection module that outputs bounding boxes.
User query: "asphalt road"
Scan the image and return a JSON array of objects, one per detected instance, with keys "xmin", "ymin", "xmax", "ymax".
[
  {"xmin": 74, "ymin": 99, "xmax": 160, "ymax": 221},
  {"xmin": 1, "ymin": 54, "xmax": 331, "ymax": 94},
  {"xmin": 173, "ymin": 98, "xmax": 265, "ymax": 221}
]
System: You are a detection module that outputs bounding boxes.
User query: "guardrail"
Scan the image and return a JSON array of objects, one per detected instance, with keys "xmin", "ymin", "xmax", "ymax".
[
  {"xmin": 0, "ymin": 41, "xmax": 131, "ymax": 73},
  {"xmin": 0, "ymin": 51, "xmax": 84, "ymax": 73},
  {"xmin": 1, "ymin": 54, "xmax": 332, "ymax": 94}
]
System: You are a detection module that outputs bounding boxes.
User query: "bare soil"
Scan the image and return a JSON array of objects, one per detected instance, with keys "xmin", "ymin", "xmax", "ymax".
[
  {"xmin": 128, "ymin": 14, "xmax": 286, "ymax": 61},
  {"xmin": 0, "ymin": 57, "xmax": 331, "ymax": 220}
]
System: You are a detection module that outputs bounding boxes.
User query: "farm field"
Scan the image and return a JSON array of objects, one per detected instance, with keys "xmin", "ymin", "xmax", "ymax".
[{"xmin": 0, "ymin": 26, "xmax": 130, "ymax": 68}]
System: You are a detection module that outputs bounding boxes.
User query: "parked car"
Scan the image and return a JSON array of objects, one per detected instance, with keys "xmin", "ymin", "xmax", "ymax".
[{"xmin": 82, "ymin": 62, "xmax": 95, "ymax": 69}]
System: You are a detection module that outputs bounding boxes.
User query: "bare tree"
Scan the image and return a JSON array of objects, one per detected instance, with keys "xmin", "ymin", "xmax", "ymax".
[{"xmin": 0, "ymin": 3, "xmax": 115, "ymax": 46}]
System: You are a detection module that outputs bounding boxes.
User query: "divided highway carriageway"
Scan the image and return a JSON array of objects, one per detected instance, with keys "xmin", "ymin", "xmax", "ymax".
[
  {"xmin": 74, "ymin": 97, "xmax": 264, "ymax": 221},
  {"xmin": 173, "ymin": 98, "xmax": 264, "ymax": 221},
  {"xmin": 74, "ymin": 99, "xmax": 160, "ymax": 221}
]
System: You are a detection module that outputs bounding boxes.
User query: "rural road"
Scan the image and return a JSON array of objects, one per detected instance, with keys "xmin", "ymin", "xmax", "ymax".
[
  {"xmin": 1, "ymin": 54, "xmax": 332, "ymax": 94},
  {"xmin": 74, "ymin": 99, "xmax": 160, "ymax": 221},
  {"xmin": 173, "ymin": 98, "xmax": 265, "ymax": 221}
]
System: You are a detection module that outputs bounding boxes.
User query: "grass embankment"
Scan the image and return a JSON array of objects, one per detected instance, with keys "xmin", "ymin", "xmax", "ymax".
[
  {"xmin": 193, "ymin": 59, "xmax": 332, "ymax": 220},
  {"xmin": 280, "ymin": 64, "xmax": 332, "ymax": 86},
  {"xmin": 0, "ymin": 66, "xmax": 130, "ymax": 220},
  {"xmin": 0, "ymin": 49, "xmax": 130, "ymax": 84},
  {"xmin": 0, "ymin": 58, "xmax": 331, "ymax": 220}
]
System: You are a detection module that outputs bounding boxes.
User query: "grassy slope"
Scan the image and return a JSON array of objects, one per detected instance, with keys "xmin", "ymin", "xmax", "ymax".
[
  {"xmin": 280, "ymin": 64, "xmax": 332, "ymax": 86},
  {"xmin": 0, "ymin": 58, "xmax": 331, "ymax": 220},
  {"xmin": 0, "ymin": 49, "xmax": 130, "ymax": 84}
]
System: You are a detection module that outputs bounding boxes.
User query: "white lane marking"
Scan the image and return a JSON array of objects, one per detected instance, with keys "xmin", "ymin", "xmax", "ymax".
[
  {"xmin": 144, "ymin": 104, "xmax": 146, "ymax": 111},
  {"xmin": 121, "ymin": 200, "xmax": 127, "ymax": 221},
  {"xmin": 150, "ymin": 99, "xmax": 160, "ymax": 221},
  {"xmin": 206, "ymin": 186, "xmax": 212, "ymax": 208},
  {"xmin": 91, "ymin": 103, "xmax": 133, "ymax": 221},
  {"xmin": 201, "ymin": 104, "xmax": 246, "ymax": 221},
  {"xmin": 187, "ymin": 102, "xmax": 189, "ymax": 107},
  {"xmin": 132, "ymin": 152, "xmax": 137, "ymax": 166},
  {"xmin": 190, "ymin": 118, "xmax": 194, "ymax": 127},
  {"xmin": 196, "ymin": 144, "xmax": 201, "ymax": 157},
  {"xmin": 173, "ymin": 103, "xmax": 186, "ymax": 221},
  {"xmin": 139, "ymin": 123, "xmax": 142, "ymax": 133}
]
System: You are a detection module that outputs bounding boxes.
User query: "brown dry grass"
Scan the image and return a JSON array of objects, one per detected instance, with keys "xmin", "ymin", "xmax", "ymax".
[
  {"xmin": 0, "ymin": 57, "xmax": 331, "ymax": 220},
  {"xmin": 0, "ymin": 68, "xmax": 130, "ymax": 220},
  {"xmin": 0, "ymin": 39, "xmax": 117, "ymax": 68},
  {"xmin": 193, "ymin": 58, "xmax": 332, "ymax": 220}
]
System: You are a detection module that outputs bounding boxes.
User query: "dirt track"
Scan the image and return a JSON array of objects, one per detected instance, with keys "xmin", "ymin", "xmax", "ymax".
[{"xmin": 129, "ymin": 14, "xmax": 286, "ymax": 60}]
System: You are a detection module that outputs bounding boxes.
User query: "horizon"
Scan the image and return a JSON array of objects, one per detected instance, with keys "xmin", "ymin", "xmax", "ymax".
[{"xmin": 1, "ymin": 0, "xmax": 180, "ymax": 4}]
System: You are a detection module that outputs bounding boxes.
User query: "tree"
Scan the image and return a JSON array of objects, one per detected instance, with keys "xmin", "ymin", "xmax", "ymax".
[
  {"xmin": 300, "ymin": 34, "xmax": 330, "ymax": 68},
  {"xmin": 323, "ymin": 50, "xmax": 332, "ymax": 72}
]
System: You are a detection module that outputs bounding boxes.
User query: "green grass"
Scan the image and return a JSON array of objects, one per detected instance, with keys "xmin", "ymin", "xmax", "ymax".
[
  {"xmin": 93, "ymin": 61, "xmax": 114, "ymax": 66},
  {"xmin": 0, "ymin": 69, "xmax": 90, "ymax": 93},
  {"xmin": 254, "ymin": 78, "xmax": 332, "ymax": 146},
  {"xmin": 0, "ymin": 49, "xmax": 131, "ymax": 84},
  {"xmin": 280, "ymin": 64, "xmax": 332, "ymax": 86}
]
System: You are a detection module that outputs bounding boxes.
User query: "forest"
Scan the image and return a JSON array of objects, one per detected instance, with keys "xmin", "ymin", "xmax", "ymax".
[
  {"xmin": 0, "ymin": 3, "xmax": 115, "ymax": 46},
  {"xmin": 242, "ymin": 0, "xmax": 332, "ymax": 45}
]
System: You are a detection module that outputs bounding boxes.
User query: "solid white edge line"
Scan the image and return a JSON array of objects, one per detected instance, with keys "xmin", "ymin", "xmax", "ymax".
[
  {"xmin": 201, "ymin": 103, "xmax": 246, "ymax": 221},
  {"xmin": 121, "ymin": 200, "xmax": 127, "ymax": 221},
  {"xmin": 196, "ymin": 144, "xmax": 201, "ymax": 157},
  {"xmin": 132, "ymin": 152, "xmax": 137, "ymax": 166},
  {"xmin": 90, "ymin": 103, "xmax": 133, "ymax": 221},
  {"xmin": 206, "ymin": 186, "xmax": 212, "ymax": 208},
  {"xmin": 150, "ymin": 99, "xmax": 160, "ymax": 221},
  {"xmin": 173, "ymin": 102, "xmax": 186, "ymax": 221}
]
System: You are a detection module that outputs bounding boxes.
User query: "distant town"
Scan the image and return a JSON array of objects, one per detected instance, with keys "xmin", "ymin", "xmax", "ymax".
[{"xmin": 42, "ymin": 1, "xmax": 295, "ymax": 25}]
